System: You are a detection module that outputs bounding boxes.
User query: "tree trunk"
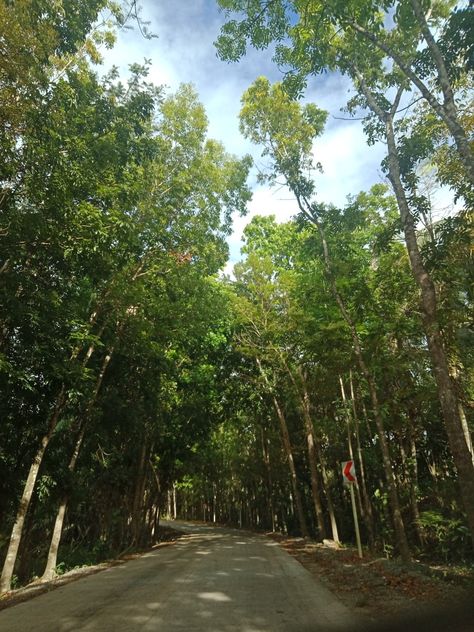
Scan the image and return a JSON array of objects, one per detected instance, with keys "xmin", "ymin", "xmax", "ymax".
[
  {"xmin": 42, "ymin": 425, "xmax": 86, "ymax": 582},
  {"xmin": 383, "ymin": 108, "xmax": 474, "ymax": 542},
  {"xmin": 0, "ymin": 389, "xmax": 67, "ymax": 593},
  {"xmin": 459, "ymin": 402, "xmax": 473, "ymax": 462},
  {"xmin": 350, "ymin": 372, "xmax": 376, "ymax": 548},
  {"xmin": 304, "ymin": 424, "xmax": 326, "ymax": 538},
  {"xmin": 353, "ymin": 67, "xmax": 474, "ymax": 541},
  {"xmin": 271, "ymin": 394, "xmax": 309, "ymax": 538},
  {"xmin": 406, "ymin": 411, "xmax": 425, "ymax": 545},
  {"xmin": 408, "ymin": 0, "xmax": 474, "ymax": 185},
  {"xmin": 300, "ymin": 380, "xmax": 326, "ymax": 538},
  {"xmin": 256, "ymin": 358, "xmax": 309, "ymax": 537},
  {"xmin": 276, "ymin": 357, "xmax": 326, "ymax": 537},
  {"xmin": 294, "ymin": 189, "xmax": 410, "ymax": 560},
  {"xmin": 0, "ymin": 303, "xmax": 116, "ymax": 594},
  {"xmin": 261, "ymin": 427, "xmax": 276, "ymax": 531},
  {"xmin": 350, "ymin": 19, "xmax": 474, "ymax": 185},
  {"xmin": 340, "ymin": 378, "xmax": 362, "ymax": 516},
  {"xmin": 131, "ymin": 441, "xmax": 148, "ymax": 546},
  {"xmin": 318, "ymin": 445, "xmax": 340, "ymax": 542},
  {"xmin": 450, "ymin": 365, "xmax": 474, "ymax": 462},
  {"xmin": 41, "ymin": 344, "xmax": 115, "ymax": 581}
]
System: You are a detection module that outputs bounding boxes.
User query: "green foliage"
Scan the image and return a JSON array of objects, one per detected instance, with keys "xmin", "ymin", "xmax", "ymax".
[
  {"xmin": 240, "ymin": 76, "xmax": 326, "ymax": 196},
  {"xmin": 1, "ymin": 0, "xmax": 472, "ymax": 592},
  {"xmin": 419, "ymin": 510, "xmax": 471, "ymax": 561},
  {"xmin": 0, "ymin": 1, "xmax": 254, "ymax": 587}
]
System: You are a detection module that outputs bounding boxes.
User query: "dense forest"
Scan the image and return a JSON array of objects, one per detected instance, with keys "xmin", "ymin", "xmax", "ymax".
[{"xmin": 0, "ymin": 0, "xmax": 472, "ymax": 593}]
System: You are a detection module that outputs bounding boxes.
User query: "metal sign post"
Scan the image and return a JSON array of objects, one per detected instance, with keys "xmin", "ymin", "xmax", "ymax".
[{"xmin": 342, "ymin": 460, "xmax": 362, "ymax": 558}]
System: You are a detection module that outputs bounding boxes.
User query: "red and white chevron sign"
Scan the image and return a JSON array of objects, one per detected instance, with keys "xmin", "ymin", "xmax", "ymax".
[{"xmin": 342, "ymin": 460, "xmax": 356, "ymax": 484}]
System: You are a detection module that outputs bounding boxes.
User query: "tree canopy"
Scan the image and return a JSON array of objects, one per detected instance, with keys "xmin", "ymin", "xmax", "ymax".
[{"xmin": 0, "ymin": 0, "xmax": 472, "ymax": 592}]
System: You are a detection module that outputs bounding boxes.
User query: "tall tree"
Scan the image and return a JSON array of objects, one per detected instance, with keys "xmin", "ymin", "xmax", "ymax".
[
  {"xmin": 238, "ymin": 78, "xmax": 411, "ymax": 559},
  {"xmin": 217, "ymin": 0, "xmax": 474, "ymax": 543}
]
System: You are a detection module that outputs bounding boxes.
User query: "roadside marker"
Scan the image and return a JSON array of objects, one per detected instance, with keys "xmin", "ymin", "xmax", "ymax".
[{"xmin": 342, "ymin": 460, "xmax": 362, "ymax": 558}]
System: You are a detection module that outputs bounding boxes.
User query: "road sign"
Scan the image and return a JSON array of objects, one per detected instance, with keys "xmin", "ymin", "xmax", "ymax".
[
  {"xmin": 342, "ymin": 460, "xmax": 356, "ymax": 484},
  {"xmin": 341, "ymin": 459, "xmax": 362, "ymax": 558}
]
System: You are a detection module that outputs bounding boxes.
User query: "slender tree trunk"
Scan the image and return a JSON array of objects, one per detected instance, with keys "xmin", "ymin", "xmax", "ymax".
[
  {"xmin": 261, "ymin": 427, "xmax": 276, "ymax": 531},
  {"xmin": 300, "ymin": 381, "xmax": 327, "ymax": 538},
  {"xmin": 41, "ymin": 344, "xmax": 115, "ymax": 581},
  {"xmin": 340, "ymin": 377, "xmax": 366, "ymax": 538},
  {"xmin": 353, "ymin": 69, "xmax": 474, "ymax": 547},
  {"xmin": 293, "ymin": 187, "xmax": 410, "ymax": 560},
  {"xmin": 304, "ymin": 422, "xmax": 326, "ymax": 538},
  {"xmin": 380, "ymin": 97, "xmax": 474, "ymax": 541},
  {"xmin": 256, "ymin": 359, "xmax": 309, "ymax": 537},
  {"xmin": 167, "ymin": 490, "xmax": 172, "ymax": 518},
  {"xmin": 42, "ymin": 426, "xmax": 85, "ymax": 582},
  {"xmin": 276, "ymin": 357, "xmax": 326, "ymax": 537},
  {"xmin": 141, "ymin": 453, "xmax": 163, "ymax": 540},
  {"xmin": 459, "ymin": 403, "xmax": 473, "ymax": 461},
  {"xmin": 0, "ymin": 389, "xmax": 67, "ymax": 593},
  {"xmin": 212, "ymin": 484, "xmax": 217, "ymax": 523},
  {"xmin": 152, "ymin": 503, "xmax": 160, "ymax": 539},
  {"xmin": 406, "ymin": 411, "xmax": 425, "ymax": 545},
  {"xmin": 271, "ymin": 394, "xmax": 309, "ymax": 538},
  {"xmin": 0, "ymin": 301, "xmax": 114, "ymax": 593},
  {"xmin": 350, "ymin": 372, "xmax": 376, "ymax": 548},
  {"xmin": 362, "ymin": 367, "xmax": 410, "ymax": 560},
  {"xmin": 318, "ymin": 444, "xmax": 340, "ymax": 542},
  {"xmin": 450, "ymin": 365, "xmax": 474, "ymax": 462},
  {"xmin": 131, "ymin": 441, "xmax": 148, "ymax": 546},
  {"xmin": 408, "ymin": 0, "xmax": 474, "ymax": 184},
  {"xmin": 355, "ymin": 68, "xmax": 474, "ymax": 539},
  {"xmin": 349, "ymin": 19, "xmax": 474, "ymax": 184}
]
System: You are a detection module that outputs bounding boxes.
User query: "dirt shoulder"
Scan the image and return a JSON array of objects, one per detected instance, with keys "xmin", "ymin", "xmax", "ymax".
[{"xmin": 268, "ymin": 533, "xmax": 474, "ymax": 626}]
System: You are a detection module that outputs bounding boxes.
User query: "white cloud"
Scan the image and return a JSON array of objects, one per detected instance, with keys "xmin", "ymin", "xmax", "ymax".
[
  {"xmin": 313, "ymin": 123, "xmax": 388, "ymax": 207},
  {"xmin": 230, "ymin": 185, "xmax": 296, "ymax": 242},
  {"xmin": 99, "ymin": 0, "xmax": 452, "ymax": 276}
]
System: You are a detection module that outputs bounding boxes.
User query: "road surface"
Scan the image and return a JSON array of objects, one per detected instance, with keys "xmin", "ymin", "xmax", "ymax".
[{"xmin": 0, "ymin": 521, "xmax": 352, "ymax": 632}]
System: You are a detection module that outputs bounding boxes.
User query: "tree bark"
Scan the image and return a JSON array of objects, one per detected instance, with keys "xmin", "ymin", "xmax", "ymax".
[
  {"xmin": 408, "ymin": 0, "xmax": 474, "ymax": 185},
  {"xmin": 318, "ymin": 443, "xmax": 340, "ymax": 542},
  {"xmin": 353, "ymin": 70, "xmax": 474, "ymax": 541},
  {"xmin": 0, "ymin": 389, "xmax": 67, "ymax": 593},
  {"xmin": 261, "ymin": 427, "xmax": 276, "ymax": 531},
  {"xmin": 450, "ymin": 365, "xmax": 474, "ymax": 463},
  {"xmin": 406, "ymin": 410, "xmax": 425, "ymax": 545},
  {"xmin": 131, "ymin": 440, "xmax": 149, "ymax": 546},
  {"xmin": 303, "ymin": 409, "xmax": 327, "ymax": 539},
  {"xmin": 293, "ymin": 367, "xmax": 326, "ymax": 538},
  {"xmin": 350, "ymin": 372, "xmax": 376, "ymax": 548},
  {"xmin": 383, "ymin": 106, "xmax": 474, "ymax": 542},
  {"xmin": 340, "ymin": 376, "xmax": 373, "ymax": 546},
  {"xmin": 41, "ymin": 345, "xmax": 114, "ymax": 581},
  {"xmin": 41, "ymin": 425, "xmax": 85, "ymax": 582},
  {"xmin": 271, "ymin": 394, "xmax": 309, "ymax": 538},
  {"xmin": 349, "ymin": 19, "xmax": 474, "ymax": 184},
  {"xmin": 1, "ymin": 312, "xmax": 106, "ymax": 591},
  {"xmin": 256, "ymin": 359, "xmax": 309, "ymax": 537}
]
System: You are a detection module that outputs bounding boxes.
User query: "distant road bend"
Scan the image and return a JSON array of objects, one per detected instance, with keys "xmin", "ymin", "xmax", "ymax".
[{"xmin": 0, "ymin": 521, "xmax": 352, "ymax": 631}]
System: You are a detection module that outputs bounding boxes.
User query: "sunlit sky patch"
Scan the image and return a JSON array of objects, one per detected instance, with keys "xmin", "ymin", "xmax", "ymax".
[{"xmin": 98, "ymin": 1, "xmax": 450, "ymax": 276}]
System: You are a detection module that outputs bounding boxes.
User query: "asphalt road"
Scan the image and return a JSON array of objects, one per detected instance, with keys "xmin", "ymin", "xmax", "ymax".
[{"xmin": 0, "ymin": 521, "xmax": 352, "ymax": 632}]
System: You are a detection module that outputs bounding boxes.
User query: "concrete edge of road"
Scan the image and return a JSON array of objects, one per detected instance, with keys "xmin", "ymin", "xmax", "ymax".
[
  {"xmin": 0, "ymin": 560, "xmax": 125, "ymax": 611},
  {"xmin": 0, "ymin": 538, "xmax": 182, "ymax": 612}
]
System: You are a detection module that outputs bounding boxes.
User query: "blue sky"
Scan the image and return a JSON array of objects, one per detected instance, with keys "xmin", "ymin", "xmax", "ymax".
[{"xmin": 100, "ymin": 1, "xmax": 389, "ymax": 273}]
